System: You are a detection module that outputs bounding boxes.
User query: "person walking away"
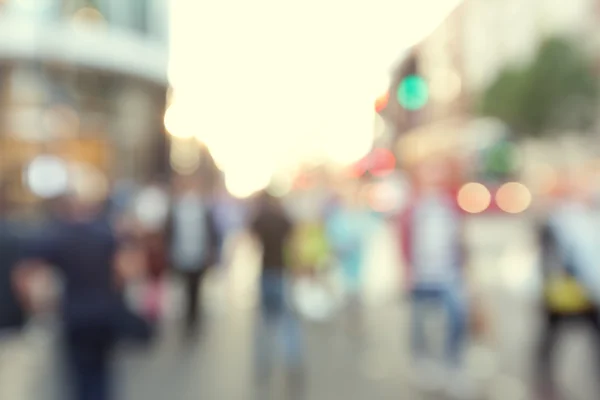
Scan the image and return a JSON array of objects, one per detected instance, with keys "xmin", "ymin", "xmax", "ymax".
[
  {"xmin": 250, "ymin": 192, "xmax": 304, "ymax": 395},
  {"xmin": 165, "ymin": 177, "xmax": 219, "ymax": 336},
  {"xmin": 536, "ymin": 171, "xmax": 600, "ymax": 400},
  {"xmin": 397, "ymin": 156, "xmax": 471, "ymax": 398},
  {"xmin": 325, "ymin": 184, "xmax": 372, "ymax": 338},
  {"xmin": 14, "ymin": 165, "xmax": 147, "ymax": 400}
]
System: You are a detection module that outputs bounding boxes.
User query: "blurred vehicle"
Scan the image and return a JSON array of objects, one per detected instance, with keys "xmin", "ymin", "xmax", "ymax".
[{"xmin": 396, "ymin": 118, "xmax": 530, "ymax": 217}]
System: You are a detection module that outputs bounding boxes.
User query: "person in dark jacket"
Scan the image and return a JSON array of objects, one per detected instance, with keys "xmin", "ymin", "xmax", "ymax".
[
  {"xmin": 536, "ymin": 173, "xmax": 600, "ymax": 400},
  {"xmin": 15, "ymin": 168, "xmax": 147, "ymax": 400},
  {"xmin": 250, "ymin": 191, "xmax": 304, "ymax": 395},
  {"xmin": 165, "ymin": 176, "xmax": 220, "ymax": 335}
]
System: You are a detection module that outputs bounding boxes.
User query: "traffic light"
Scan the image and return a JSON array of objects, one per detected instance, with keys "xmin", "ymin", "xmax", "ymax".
[{"xmin": 397, "ymin": 75, "xmax": 429, "ymax": 111}]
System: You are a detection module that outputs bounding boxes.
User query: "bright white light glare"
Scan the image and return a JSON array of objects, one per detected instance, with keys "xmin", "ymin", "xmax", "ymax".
[
  {"xmin": 430, "ymin": 68, "xmax": 462, "ymax": 103},
  {"xmin": 367, "ymin": 174, "xmax": 409, "ymax": 212},
  {"xmin": 164, "ymin": 103, "xmax": 194, "ymax": 139},
  {"xmin": 25, "ymin": 155, "xmax": 69, "ymax": 198},
  {"xmin": 225, "ymin": 165, "xmax": 273, "ymax": 199},
  {"xmin": 268, "ymin": 171, "xmax": 294, "ymax": 197},
  {"xmin": 135, "ymin": 186, "xmax": 170, "ymax": 230},
  {"xmin": 168, "ymin": 0, "xmax": 463, "ymax": 177}
]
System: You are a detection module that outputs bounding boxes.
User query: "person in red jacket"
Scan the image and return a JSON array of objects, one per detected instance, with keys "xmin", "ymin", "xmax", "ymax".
[{"xmin": 397, "ymin": 155, "xmax": 472, "ymax": 397}]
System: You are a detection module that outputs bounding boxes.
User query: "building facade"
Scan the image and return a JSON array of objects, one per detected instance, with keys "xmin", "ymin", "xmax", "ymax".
[
  {"xmin": 386, "ymin": 0, "xmax": 600, "ymax": 141},
  {"xmin": 0, "ymin": 0, "xmax": 169, "ymax": 208}
]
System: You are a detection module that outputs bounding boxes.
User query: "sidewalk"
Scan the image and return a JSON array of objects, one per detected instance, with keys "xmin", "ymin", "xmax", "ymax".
[{"xmin": 5, "ymin": 218, "xmax": 599, "ymax": 399}]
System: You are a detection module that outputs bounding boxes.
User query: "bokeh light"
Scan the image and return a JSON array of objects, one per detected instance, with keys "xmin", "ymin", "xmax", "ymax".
[
  {"xmin": 457, "ymin": 182, "xmax": 491, "ymax": 214},
  {"xmin": 397, "ymin": 75, "xmax": 429, "ymax": 111},
  {"xmin": 135, "ymin": 186, "xmax": 170, "ymax": 231},
  {"xmin": 25, "ymin": 155, "xmax": 69, "ymax": 198},
  {"xmin": 375, "ymin": 92, "xmax": 389, "ymax": 114},
  {"xmin": 225, "ymin": 162, "xmax": 273, "ymax": 199},
  {"xmin": 366, "ymin": 180, "xmax": 405, "ymax": 213},
  {"xmin": 67, "ymin": 163, "xmax": 109, "ymax": 204},
  {"xmin": 496, "ymin": 182, "xmax": 532, "ymax": 214},
  {"xmin": 164, "ymin": 103, "xmax": 194, "ymax": 139},
  {"xmin": 72, "ymin": 7, "xmax": 106, "ymax": 25},
  {"xmin": 370, "ymin": 148, "xmax": 396, "ymax": 177},
  {"xmin": 267, "ymin": 170, "xmax": 294, "ymax": 197},
  {"xmin": 169, "ymin": 138, "xmax": 200, "ymax": 175}
]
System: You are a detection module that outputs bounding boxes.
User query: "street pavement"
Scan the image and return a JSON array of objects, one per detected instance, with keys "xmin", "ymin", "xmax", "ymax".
[{"xmin": 2, "ymin": 216, "xmax": 599, "ymax": 400}]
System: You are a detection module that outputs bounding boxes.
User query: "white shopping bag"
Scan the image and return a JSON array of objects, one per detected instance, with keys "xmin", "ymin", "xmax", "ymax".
[{"xmin": 292, "ymin": 277, "xmax": 337, "ymax": 322}]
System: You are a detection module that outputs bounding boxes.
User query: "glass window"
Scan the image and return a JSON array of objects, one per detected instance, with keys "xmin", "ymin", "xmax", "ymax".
[{"xmin": 131, "ymin": 0, "xmax": 148, "ymax": 34}]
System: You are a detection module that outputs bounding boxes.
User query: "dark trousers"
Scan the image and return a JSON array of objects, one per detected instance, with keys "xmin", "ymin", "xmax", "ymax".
[
  {"xmin": 182, "ymin": 268, "xmax": 208, "ymax": 331},
  {"xmin": 64, "ymin": 325, "xmax": 115, "ymax": 400},
  {"xmin": 538, "ymin": 308, "xmax": 600, "ymax": 391}
]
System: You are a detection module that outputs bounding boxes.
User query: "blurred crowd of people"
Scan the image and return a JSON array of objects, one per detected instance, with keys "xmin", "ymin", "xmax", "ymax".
[
  {"xmin": 3, "ymin": 154, "xmax": 600, "ymax": 400},
  {"xmin": 0, "ymin": 164, "xmax": 380, "ymax": 400}
]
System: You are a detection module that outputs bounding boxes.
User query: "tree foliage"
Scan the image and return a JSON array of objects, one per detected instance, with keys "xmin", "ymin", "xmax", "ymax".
[{"xmin": 479, "ymin": 37, "xmax": 599, "ymax": 138}]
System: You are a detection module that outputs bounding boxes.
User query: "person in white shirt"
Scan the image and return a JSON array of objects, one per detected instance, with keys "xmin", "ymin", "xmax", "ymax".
[
  {"xmin": 397, "ymin": 157, "xmax": 471, "ymax": 398},
  {"xmin": 166, "ymin": 177, "xmax": 220, "ymax": 336}
]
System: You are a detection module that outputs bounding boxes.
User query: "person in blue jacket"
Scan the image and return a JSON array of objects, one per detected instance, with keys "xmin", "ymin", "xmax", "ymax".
[{"xmin": 326, "ymin": 185, "xmax": 373, "ymax": 339}]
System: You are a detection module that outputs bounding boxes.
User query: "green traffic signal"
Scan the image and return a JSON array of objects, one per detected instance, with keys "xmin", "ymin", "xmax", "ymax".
[{"xmin": 397, "ymin": 75, "xmax": 429, "ymax": 111}]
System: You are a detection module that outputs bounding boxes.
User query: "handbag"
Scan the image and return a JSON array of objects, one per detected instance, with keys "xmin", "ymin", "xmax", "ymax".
[{"xmin": 293, "ymin": 277, "xmax": 337, "ymax": 322}]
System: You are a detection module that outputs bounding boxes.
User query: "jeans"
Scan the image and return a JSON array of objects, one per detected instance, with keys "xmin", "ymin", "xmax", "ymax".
[
  {"xmin": 255, "ymin": 270, "xmax": 303, "ymax": 375},
  {"xmin": 410, "ymin": 284, "xmax": 467, "ymax": 367},
  {"xmin": 180, "ymin": 268, "xmax": 209, "ymax": 332}
]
